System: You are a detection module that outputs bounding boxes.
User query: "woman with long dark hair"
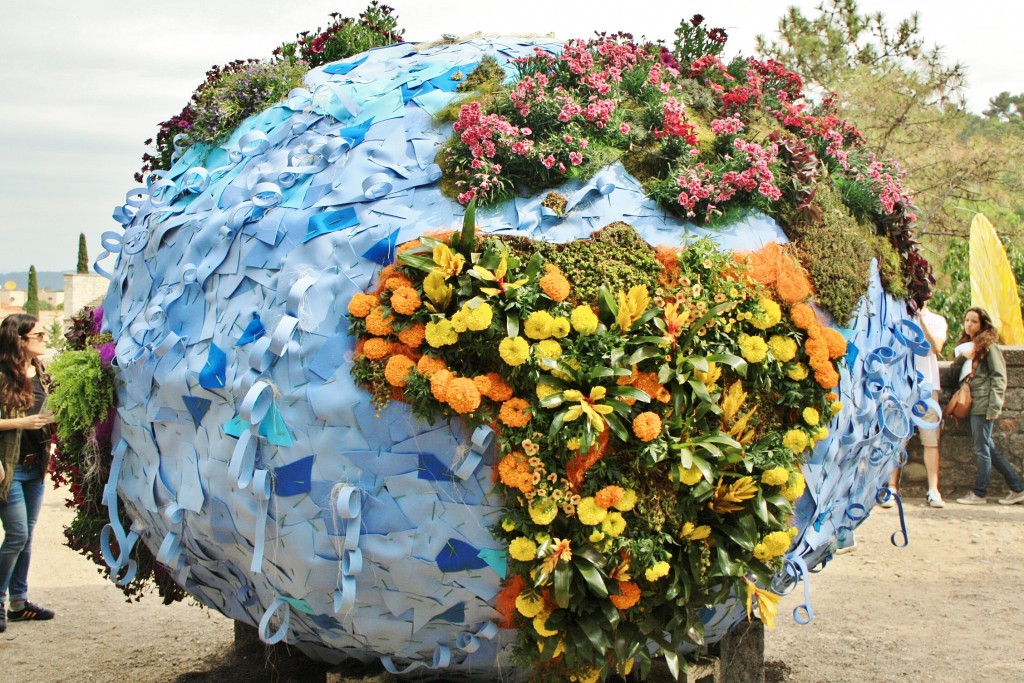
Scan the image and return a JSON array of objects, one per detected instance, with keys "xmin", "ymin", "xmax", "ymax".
[
  {"xmin": 953, "ymin": 307, "xmax": 1024, "ymax": 506},
  {"xmin": 0, "ymin": 313, "xmax": 56, "ymax": 632}
]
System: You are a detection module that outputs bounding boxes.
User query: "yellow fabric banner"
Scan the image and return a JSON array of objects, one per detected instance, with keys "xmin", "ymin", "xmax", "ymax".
[{"xmin": 970, "ymin": 213, "xmax": 1024, "ymax": 344}]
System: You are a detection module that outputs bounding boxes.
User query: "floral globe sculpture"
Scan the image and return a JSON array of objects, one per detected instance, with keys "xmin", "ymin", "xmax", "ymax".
[{"xmin": 54, "ymin": 21, "xmax": 935, "ymax": 683}]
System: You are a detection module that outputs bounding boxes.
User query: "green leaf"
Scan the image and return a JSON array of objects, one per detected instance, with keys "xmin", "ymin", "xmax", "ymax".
[
  {"xmin": 457, "ymin": 198, "xmax": 476, "ymax": 255},
  {"xmin": 598, "ymin": 284, "xmax": 618, "ymax": 320},
  {"xmin": 506, "ymin": 312, "xmax": 519, "ymax": 338},
  {"xmin": 685, "ymin": 355, "xmax": 709, "ymax": 372},
  {"xmin": 547, "ymin": 411, "xmax": 566, "ymax": 439},
  {"xmin": 397, "ymin": 253, "xmax": 438, "ymax": 272},
  {"xmin": 553, "ymin": 563, "xmax": 572, "ymax": 609},
  {"xmin": 687, "ymin": 378, "xmax": 713, "ymax": 404},
  {"xmin": 574, "ymin": 560, "xmax": 609, "ymax": 598},
  {"xmin": 525, "ymin": 252, "xmax": 544, "ymax": 279},
  {"xmin": 627, "ymin": 345, "xmax": 665, "ymax": 365},
  {"xmin": 718, "ymin": 520, "xmax": 756, "ymax": 551},
  {"xmin": 604, "ymin": 412, "xmax": 628, "ymax": 442},
  {"xmin": 579, "ymin": 617, "xmax": 611, "ymax": 654},
  {"xmin": 690, "ymin": 454, "xmax": 713, "ymax": 482},
  {"xmin": 707, "ymin": 351, "xmax": 748, "ymax": 377},
  {"xmin": 539, "ymin": 392, "xmax": 566, "ymax": 409},
  {"xmin": 605, "ymin": 385, "xmax": 650, "ymax": 402},
  {"xmin": 663, "ymin": 651, "xmax": 681, "ymax": 680}
]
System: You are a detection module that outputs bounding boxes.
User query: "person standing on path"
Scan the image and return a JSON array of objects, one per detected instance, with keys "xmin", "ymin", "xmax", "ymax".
[
  {"xmin": 952, "ymin": 307, "xmax": 1024, "ymax": 506},
  {"xmin": 881, "ymin": 304, "xmax": 948, "ymax": 508},
  {"xmin": 0, "ymin": 313, "xmax": 57, "ymax": 633}
]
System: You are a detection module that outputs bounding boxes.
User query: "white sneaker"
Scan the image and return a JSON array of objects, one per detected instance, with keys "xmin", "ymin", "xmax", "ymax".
[
  {"xmin": 998, "ymin": 489, "xmax": 1024, "ymax": 505},
  {"xmin": 877, "ymin": 487, "xmax": 897, "ymax": 508},
  {"xmin": 926, "ymin": 490, "xmax": 945, "ymax": 508},
  {"xmin": 956, "ymin": 492, "xmax": 987, "ymax": 505}
]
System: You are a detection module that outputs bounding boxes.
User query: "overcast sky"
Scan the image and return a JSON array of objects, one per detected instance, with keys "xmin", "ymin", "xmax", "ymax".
[{"xmin": 0, "ymin": 0, "xmax": 1016, "ymax": 273}]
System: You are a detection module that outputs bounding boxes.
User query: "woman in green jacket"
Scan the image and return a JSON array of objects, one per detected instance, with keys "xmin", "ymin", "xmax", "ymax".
[
  {"xmin": 953, "ymin": 307, "xmax": 1024, "ymax": 505},
  {"xmin": 0, "ymin": 313, "xmax": 56, "ymax": 633}
]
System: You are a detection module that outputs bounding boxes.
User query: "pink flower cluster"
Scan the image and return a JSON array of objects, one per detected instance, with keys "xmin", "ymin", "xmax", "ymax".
[
  {"xmin": 653, "ymin": 98, "xmax": 698, "ymax": 143},
  {"xmin": 674, "ymin": 137, "xmax": 781, "ymax": 218},
  {"xmin": 450, "ymin": 101, "xmax": 536, "ymax": 203}
]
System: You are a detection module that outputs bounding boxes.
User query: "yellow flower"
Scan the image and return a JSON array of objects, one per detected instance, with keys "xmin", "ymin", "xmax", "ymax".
[
  {"xmin": 644, "ymin": 561, "xmax": 671, "ymax": 582},
  {"xmin": 782, "ymin": 429, "xmax": 809, "ymax": 453},
  {"xmin": 616, "ymin": 285, "xmax": 650, "ymax": 332},
  {"xmin": 812, "ymin": 426, "xmax": 829, "ymax": 441},
  {"xmin": 710, "ymin": 476, "xmax": 758, "ymax": 514},
  {"xmin": 536, "ymin": 383, "xmax": 558, "ymax": 400},
  {"xmin": 570, "ymin": 305, "xmax": 599, "ymax": 335},
  {"xmin": 424, "ymin": 319, "xmax": 458, "ymax": 348},
  {"xmin": 533, "ymin": 613, "xmax": 559, "ymax": 637},
  {"xmin": 516, "ymin": 593, "xmax": 545, "ymax": 618},
  {"xmin": 432, "ymin": 243, "xmax": 465, "ymax": 278},
  {"xmin": 550, "ymin": 316, "xmax": 570, "ymax": 339},
  {"xmin": 744, "ymin": 578, "xmax": 781, "ymax": 630},
  {"xmin": 509, "ymin": 537, "xmax": 538, "ymax": 562},
  {"xmin": 767, "ymin": 335, "xmax": 797, "ymax": 362},
  {"xmin": 614, "ymin": 489, "xmax": 637, "ymax": 512},
  {"xmin": 694, "ymin": 361, "xmax": 721, "ymax": 386},
  {"xmin": 786, "ymin": 362, "xmax": 808, "ymax": 381},
  {"xmin": 529, "ymin": 499, "xmax": 558, "ymax": 525},
  {"xmin": 802, "ymin": 407, "xmax": 820, "ymax": 426},
  {"xmin": 763, "ymin": 531, "xmax": 792, "ymax": 557},
  {"xmin": 577, "ymin": 497, "xmax": 608, "ymax": 526},
  {"xmin": 464, "ymin": 301, "xmax": 493, "ymax": 331},
  {"xmin": 761, "ymin": 467, "xmax": 790, "ymax": 486},
  {"xmin": 680, "ymin": 521, "xmax": 711, "ymax": 541},
  {"xmin": 588, "ymin": 530, "xmax": 606, "ymax": 543},
  {"xmin": 501, "ymin": 518, "xmax": 516, "ymax": 532},
  {"xmin": 534, "ymin": 339, "xmax": 562, "ymax": 361},
  {"xmin": 782, "ymin": 471, "xmax": 806, "ymax": 501},
  {"xmin": 753, "ymin": 543, "xmax": 772, "ymax": 562},
  {"xmin": 601, "ymin": 512, "xmax": 626, "ymax": 537},
  {"xmin": 562, "ymin": 386, "xmax": 614, "ymax": 431},
  {"xmin": 499, "ymin": 336, "xmax": 531, "ymax": 366},
  {"xmin": 750, "ymin": 298, "xmax": 782, "ymax": 330},
  {"xmin": 676, "ymin": 463, "xmax": 703, "ymax": 486},
  {"xmin": 524, "ymin": 310, "xmax": 555, "ymax": 340},
  {"xmin": 422, "ymin": 271, "xmax": 453, "ymax": 312},
  {"xmin": 831, "ymin": 400, "xmax": 843, "ymax": 415},
  {"xmin": 738, "ymin": 334, "xmax": 768, "ymax": 363}
]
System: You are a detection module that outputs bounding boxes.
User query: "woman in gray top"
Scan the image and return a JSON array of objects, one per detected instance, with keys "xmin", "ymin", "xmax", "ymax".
[{"xmin": 953, "ymin": 307, "xmax": 1024, "ymax": 505}]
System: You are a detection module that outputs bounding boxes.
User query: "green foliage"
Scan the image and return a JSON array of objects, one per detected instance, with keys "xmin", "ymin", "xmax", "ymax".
[
  {"xmin": 47, "ymin": 349, "xmax": 114, "ymax": 446},
  {"xmin": 24, "ymin": 265, "xmax": 39, "ymax": 317},
  {"xmin": 868, "ymin": 234, "xmax": 908, "ymax": 301},
  {"xmin": 47, "ymin": 320, "xmax": 65, "ymax": 350},
  {"xmin": 672, "ymin": 13, "xmax": 729, "ymax": 64},
  {"xmin": 77, "ymin": 233, "xmax": 89, "ymax": 274},
  {"xmin": 276, "ymin": 2, "xmax": 404, "ymax": 68},
  {"xmin": 457, "ymin": 55, "xmax": 507, "ymax": 93}
]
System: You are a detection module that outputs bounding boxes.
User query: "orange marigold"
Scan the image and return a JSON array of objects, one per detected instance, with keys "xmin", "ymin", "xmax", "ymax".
[
  {"xmin": 495, "ymin": 574, "xmax": 526, "ymax": 629},
  {"xmin": 361, "ymin": 337, "xmax": 391, "ymax": 361},
  {"xmin": 594, "ymin": 485, "xmax": 625, "ymax": 510},
  {"xmin": 821, "ymin": 326, "xmax": 847, "ymax": 360},
  {"xmin": 446, "ymin": 377, "xmax": 482, "ymax": 414},
  {"xmin": 633, "ymin": 372, "xmax": 670, "ymax": 403},
  {"xmin": 384, "ymin": 274, "xmax": 413, "ymax": 291},
  {"xmin": 390, "ymin": 286, "xmax": 421, "ymax": 315},
  {"xmin": 347, "ymin": 293, "xmax": 377, "ymax": 318},
  {"xmin": 482, "ymin": 372, "xmax": 514, "ymax": 401},
  {"xmin": 384, "ymin": 354, "xmax": 415, "ymax": 387},
  {"xmin": 430, "ymin": 368, "xmax": 454, "ymax": 402},
  {"xmin": 609, "ymin": 581, "xmax": 641, "ymax": 610},
  {"xmin": 473, "ymin": 374, "xmax": 492, "ymax": 397},
  {"xmin": 814, "ymin": 363, "xmax": 840, "ymax": 389},
  {"xmin": 398, "ymin": 323, "xmax": 426, "ymax": 349},
  {"xmin": 417, "ymin": 354, "xmax": 446, "ymax": 377},
  {"xmin": 805, "ymin": 335, "xmax": 829, "ymax": 364},
  {"xmin": 539, "ymin": 264, "xmax": 571, "ymax": 302},
  {"xmin": 498, "ymin": 451, "xmax": 534, "ymax": 494},
  {"xmin": 790, "ymin": 303, "xmax": 817, "ymax": 331},
  {"xmin": 365, "ymin": 306, "xmax": 394, "ymax": 336},
  {"xmin": 499, "ymin": 397, "xmax": 532, "ymax": 428},
  {"xmin": 632, "ymin": 412, "xmax": 662, "ymax": 442}
]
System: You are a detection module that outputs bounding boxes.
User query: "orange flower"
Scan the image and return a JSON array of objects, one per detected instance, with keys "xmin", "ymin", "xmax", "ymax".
[
  {"xmin": 446, "ymin": 377, "xmax": 482, "ymax": 414},
  {"xmin": 805, "ymin": 335, "xmax": 829, "ymax": 364},
  {"xmin": 633, "ymin": 372, "xmax": 670, "ymax": 403},
  {"xmin": 790, "ymin": 303, "xmax": 817, "ymax": 331},
  {"xmin": 365, "ymin": 306, "xmax": 394, "ymax": 336},
  {"xmin": 565, "ymin": 429, "xmax": 609, "ymax": 491},
  {"xmin": 814, "ymin": 363, "xmax": 839, "ymax": 389},
  {"xmin": 390, "ymin": 286, "xmax": 422, "ymax": 315},
  {"xmin": 347, "ymin": 293, "xmax": 377, "ymax": 318},
  {"xmin": 416, "ymin": 354, "xmax": 446, "ymax": 378},
  {"xmin": 821, "ymin": 326, "xmax": 847, "ymax": 360},
  {"xmin": 594, "ymin": 485, "xmax": 624, "ymax": 510},
  {"xmin": 398, "ymin": 323, "xmax": 426, "ymax": 349},
  {"xmin": 361, "ymin": 337, "xmax": 391, "ymax": 361},
  {"xmin": 499, "ymin": 398, "xmax": 532, "ymax": 428},
  {"xmin": 430, "ymin": 368, "xmax": 454, "ymax": 402},
  {"xmin": 384, "ymin": 274, "xmax": 413, "ymax": 291},
  {"xmin": 609, "ymin": 581, "xmax": 641, "ymax": 610},
  {"xmin": 498, "ymin": 451, "xmax": 534, "ymax": 494},
  {"xmin": 632, "ymin": 412, "xmax": 662, "ymax": 442},
  {"xmin": 384, "ymin": 354, "xmax": 415, "ymax": 387},
  {"xmin": 655, "ymin": 246, "xmax": 681, "ymax": 286},
  {"xmin": 495, "ymin": 574, "xmax": 526, "ymax": 628},
  {"xmin": 539, "ymin": 264, "xmax": 571, "ymax": 302},
  {"xmin": 473, "ymin": 374, "xmax": 492, "ymax": 397},
  {"xmin": 482, "ymin": 372, "xmax": 514, "ymax": 401}
]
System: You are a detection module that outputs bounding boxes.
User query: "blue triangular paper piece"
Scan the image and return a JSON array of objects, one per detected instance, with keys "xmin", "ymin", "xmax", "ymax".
[
  {"xmin": 477, "ymin": 548, "xmax": 507, "ymax": 579},
  {"xmin": 223, "ymin": 414, "xmax": 249, "ymax": 438},
  {"xmin": 182, "ymin": 396, "xmax": 212, "ymax": 429},
  {"xmin": 429, "ymin": 63, "xmax": 479, "ymax": 92},
  {"xmin": 435, "ymin": 538, "xmax": 488, "ymax": 573},
  {"xmin": 429, "ymin": 602, "xmax": 466, "ymax": 624},
  {"xmin": 259, "ymin": 401, "xmax": 294, "ymax": 446},
  {"xmin": 274, "ymin": 455, "xmax": 314, "ymax": 497},
  {"xmin": 323, "ymin": 55, "xmax": 368, "ymax": 75},
  {"xmin": 198, "ymin": 343, "xmax": 226, "ymax": 389},
  {"xmin": 235, "ymin": 313, "xmax": 266, "ymax": 346},
  {"xmin": 305, "ymin": 206, "xmax": 359, "ymax": 243},
  {"xmin": 361, "ymin": 229, "xmax": 400, "ymax": 265},
  {"xmin": 417, "ymin": 452, "xmax": 457, "ymax": 483}
]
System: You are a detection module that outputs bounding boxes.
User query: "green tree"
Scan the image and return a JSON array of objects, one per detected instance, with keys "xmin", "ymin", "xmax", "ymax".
[
  {"xmin": 76, "ymin": 233, "xmax": 89, "ymax": 274},
  {"xmin": 984, "ymin": 92, "xmax": 1024, "ymax": 124},
  {"xmin": 25, "ymin": 265, "xmax": 39, "ymax": 317},
  {"xmin": 47, "ymin": 319, "xmax": 65, "ymax": 350}
]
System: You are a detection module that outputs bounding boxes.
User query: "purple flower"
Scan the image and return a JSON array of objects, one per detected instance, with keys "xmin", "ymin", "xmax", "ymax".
[
  {"xmin": 91, "ymin": 307, "xmax": 104, "ymax": 334},
  {"xmin": 97, "ymin": 341, "xmax": 116, "ymax": 368}
]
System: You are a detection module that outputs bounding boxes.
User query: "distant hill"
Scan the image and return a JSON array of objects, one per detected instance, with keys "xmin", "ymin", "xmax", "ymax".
[{"xmin": 0, "ymin": 271, "xmax": 71, "ymax": 291}]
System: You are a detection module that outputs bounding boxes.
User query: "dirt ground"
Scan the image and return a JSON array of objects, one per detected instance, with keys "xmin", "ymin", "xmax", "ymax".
[{"xmin": 3, "ymin": 487, "xmax": 1023, "ymax": 682}]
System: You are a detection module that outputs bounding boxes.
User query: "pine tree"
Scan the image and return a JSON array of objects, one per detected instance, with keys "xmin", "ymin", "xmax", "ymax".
[
  {"xmin": 25, "ymin": 265, "xmax": 39, "ymax": 316},
  {"xmin": 77, "ymin": 233, "xmax": 89, "ymax": 274}
]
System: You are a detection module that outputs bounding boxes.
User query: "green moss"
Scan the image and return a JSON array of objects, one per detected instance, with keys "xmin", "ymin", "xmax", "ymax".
[
  {"xmin": 457, "ymin": 55, "xmax": 507, "ymax": 94},
  {"xmin": 547, "ymin": 222, "xmax": 663, "ymax": 304},
  {"xmin": 869, "ymin": 234, "xmax": 909, "ymax": 300}
]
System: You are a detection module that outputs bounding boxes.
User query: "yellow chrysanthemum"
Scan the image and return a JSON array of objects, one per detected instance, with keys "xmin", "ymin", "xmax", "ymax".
[
  {"xmin": 761, "ymin": 467, "xmax": 790, "ymax": 486},
  {"xmin": 614, "ymin": 489, "xmax": 637, "ymax": 512},
  {"xmin": 570, "ymin": 305, "xmax": 599, "ymax": 335},
  {"xmin": 782, "ymin": 471, "xmax": 806, "ymax": 501},
  {"xmin": 813, "ymin": 426, "xmax": 829, "ymax": 441},
  {"xmin": 588, "ymin": 530, "xmax": 606, "ymax": 543},
  {"xmin": 499, "ymin": 336, "xmax": 531, "ymax": 366},
  {"xmin": 515, "ymin": 593, "xmax": 545, "ymax": 618},
  {"xmin": 738, "ymin": 333, "xmax": 768, "ymax": 363},
  {"xmin": 529, "ymin": 499, "xmax": 558, "ymax": 525},
  {"xmin": 501, "ymin": 518, "xmax": 516, "ymax": 532},
  {"xmin": 509, "ymin": 537, "xmax": 538, "ymax": 562},
  {"xmin": 425, "ymin": 319, "xmax": 458, "ymax": 348},
  {"xmin": 763, "ymin": 530, "xmax": 792, "ymax": 557},
  {"xmin": 644, "ymin": 561, "xmax": 671, "ymax": 582},
  {"xmin": 676, "ymin": 463, "xmax": 703, "ymax": 486},
  {"xmin": 576, "ymin": 497, "xmax": 608, "ymax": 526},
  {"xmin": 802, "ymin": 407, "xmax": 820, "ymax": 426},
  {"xmin": 767, "ymin": 335, "xmax": 797, "ymax": 362},
  {"xmin": 534, "ymin": 339, "xmax": 562, "ymax": 361},
  {"xmin": 601, "ymin": 512, "xmax": 626, "ymax": 537},
  {"xmin": 750, "ymin": 297, "xmax": 782, "ymax": 329},
  {"xmin": 533, "ymin": 613, "xmax": 559, "ymax": 637},
  {"xmin": 524, "ymin": 310, "xmax": 555, "ymax": 340},
  {"xmin": 786, "ymin": 362, "xmax": 809, "ymax": 381},
  {"xmin": 753, "ymin": 543, "xmax": 772, "ymax": 562},
  {"xmin": 550, "ymin": 317, "xmax": 571, "ymax": 339},
  {"xmin": 782, "ymin": 429, "xmax": 809, "ymax": 453},
  {"xmin": 831, "ymin": 400, "xmax": 843, "ymax": 415}
]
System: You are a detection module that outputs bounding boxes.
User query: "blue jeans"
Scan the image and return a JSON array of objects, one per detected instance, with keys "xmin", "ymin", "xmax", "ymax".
[
  {"xmin": 970, "ymin": 415, "xmax": 1024, "ymax": 497},
  {"xmin": 0, "ymin": 465, "xmax": 45, "ymax": 605}
]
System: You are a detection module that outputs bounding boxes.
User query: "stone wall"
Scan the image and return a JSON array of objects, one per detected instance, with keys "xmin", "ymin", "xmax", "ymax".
[
  {"xmin": 63, "ymin": 273, "xmax": 108, "ymax": 323},
  {"xmin": 900, "ymin": 346, "xmax": 1024, "ymax": 497}
]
